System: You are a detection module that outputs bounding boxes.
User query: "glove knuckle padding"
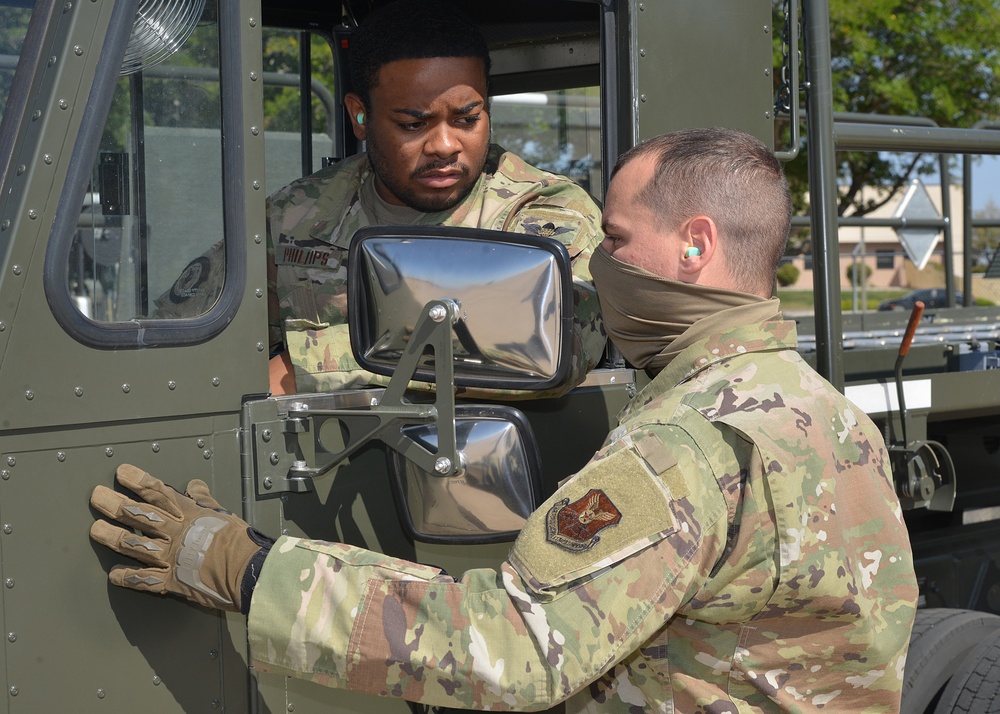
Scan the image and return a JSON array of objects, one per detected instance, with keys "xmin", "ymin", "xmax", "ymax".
[
  {"xmin": 90, "ymin": 519, "xmax": 168, "ymax": 567},
  {"xmin": 91, "ymin": 492, "xmax": 174, "ymax": 539},
  {"xmin": 175, "ymin": 515, "xmax": 234, "ymax": 606},
  {"xmin": 91, "ymin": 464, "xmax": 268, "ymax": 613},
  {"xmin": 109, "ymin": 564, "xmax": 167, "ymax": 593}
]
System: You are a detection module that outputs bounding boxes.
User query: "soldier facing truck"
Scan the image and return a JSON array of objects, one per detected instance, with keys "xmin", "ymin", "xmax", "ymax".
[{"xmin": 91, "ymin": 127, "xmax": 918, "ymax": 712}]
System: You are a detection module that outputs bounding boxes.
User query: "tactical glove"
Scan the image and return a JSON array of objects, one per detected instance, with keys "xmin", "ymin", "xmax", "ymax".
[{"xmin": 90, "ymin": 464, "xmax": 272, "ymax": 613}]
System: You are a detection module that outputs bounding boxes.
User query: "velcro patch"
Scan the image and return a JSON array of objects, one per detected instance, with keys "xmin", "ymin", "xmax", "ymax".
[
  {"xmin": 274, "ymin": 245, "xmax": 334, "ymax": 267},
  {"xmin": 633, "ymin": 435, "xmax": 689, "ymax": 500},
  {"xmin": 511, "ymin": 445, "xmax": 679, "ymax": 593},
  {"xmin": 513, "ymin": 205, "xmax": 592, "ymax": 258}
]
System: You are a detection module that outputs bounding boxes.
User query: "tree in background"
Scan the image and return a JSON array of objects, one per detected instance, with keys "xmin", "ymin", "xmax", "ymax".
[
  {"xmin": 776, "ymin": 262, "xmax": 801, "ymax": 287},
  {"xmin": 845, "ymin": 262, "xmax": 873, "ymax": 287},
  {"xmin": 776, "ymin": 0, "xmax": 1000, "ymax": 225},
  {"xmin": 262, "ymin": 31, "xmax": 335, "ymax": 136},
  {"xmin": 973, "ymin": 198, "xmax": 1000, "ymax": 269}
]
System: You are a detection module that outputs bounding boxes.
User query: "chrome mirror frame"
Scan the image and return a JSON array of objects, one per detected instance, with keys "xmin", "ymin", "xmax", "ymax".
[{"xmin": 347, "ymin": 225, "xmax": 574, "ymax": 391}]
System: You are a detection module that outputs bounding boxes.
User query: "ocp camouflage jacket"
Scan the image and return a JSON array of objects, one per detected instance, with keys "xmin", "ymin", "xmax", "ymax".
[
  {"xmin": 247, "ymin": 301, "xmax": 918, "ymax": 712},
  {"xmin": 266, "ymin": 144, "xmax": 606, "ymax": 397}
]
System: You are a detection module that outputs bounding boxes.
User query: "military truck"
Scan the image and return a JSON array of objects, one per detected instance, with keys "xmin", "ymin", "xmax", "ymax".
[{"xmin": 3, "ymin": 0, "xmax": 1000, "ymax": 711}]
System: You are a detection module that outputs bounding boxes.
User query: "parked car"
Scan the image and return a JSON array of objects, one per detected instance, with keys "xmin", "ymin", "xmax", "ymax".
[{"xmin": 878, "ymin": 288, "xmax": 963, "ymax": 311}]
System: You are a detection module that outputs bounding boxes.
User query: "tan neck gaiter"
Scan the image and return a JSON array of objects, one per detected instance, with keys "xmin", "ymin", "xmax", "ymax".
[{"xmin": 590, "ymin": 245, "xmax": 767, "ymax": 373}]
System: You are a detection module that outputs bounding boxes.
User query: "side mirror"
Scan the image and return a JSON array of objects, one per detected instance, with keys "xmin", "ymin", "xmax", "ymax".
[
  {"xmin": 348, "ymin": 225, "xmax": 574, "ymax": 391},
  {"xmin": 256, "ymin": 228, "xmax": 557, "ymax": 514},
  {"xmin": 388, "ymin": 405, "xmax": 542, "ymax": 544}
]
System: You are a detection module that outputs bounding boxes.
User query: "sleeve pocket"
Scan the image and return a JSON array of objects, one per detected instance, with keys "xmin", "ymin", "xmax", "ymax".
[{"xmin": 510, "ymin": 446, "xmax": 680, "ymax": 596}]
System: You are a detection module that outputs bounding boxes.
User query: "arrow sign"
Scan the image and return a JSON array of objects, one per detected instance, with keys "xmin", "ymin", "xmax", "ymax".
[{"xmin": 893, "ymin": 178, "xmax": 941, "ymax": 271}]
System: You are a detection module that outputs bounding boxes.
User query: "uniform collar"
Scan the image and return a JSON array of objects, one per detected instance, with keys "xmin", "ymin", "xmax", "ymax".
[
  {"xmin": 312, "ymin": 146, "xmax": 505, "ymax": 250},
  {"xmin": 620, "ymin": 300, "xmax": 797, "ymax": 421}
]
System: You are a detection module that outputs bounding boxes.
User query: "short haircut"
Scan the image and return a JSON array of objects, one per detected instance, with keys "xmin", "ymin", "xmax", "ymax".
[
  {"xmin": 349, "ymin": 0, "xmax": 491, "ymax": 110},
  {"xmin": 612, "ymin": 127, "xmax": 792, "ymax": 295}
]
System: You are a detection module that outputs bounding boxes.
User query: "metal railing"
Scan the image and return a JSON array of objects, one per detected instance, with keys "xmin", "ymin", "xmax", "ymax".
[{"xmin": 803, "ymin": 0, "xmax": 1000, "ymax": 388}]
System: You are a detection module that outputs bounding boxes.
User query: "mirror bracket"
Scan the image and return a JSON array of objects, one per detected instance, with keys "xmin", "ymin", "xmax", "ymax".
[{"xmin": 252, "ymin": 300, "xmax": 462, "ymax": 497}]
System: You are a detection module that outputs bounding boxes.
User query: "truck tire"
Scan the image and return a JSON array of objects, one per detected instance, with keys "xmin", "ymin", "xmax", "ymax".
[
  {"xmin": 902, "ymin": 608, "xmax": 1000, "ymax": 713},
  {"xmin": 933, "ymin": 628, "xmax": 1000, "ymax": 713}
]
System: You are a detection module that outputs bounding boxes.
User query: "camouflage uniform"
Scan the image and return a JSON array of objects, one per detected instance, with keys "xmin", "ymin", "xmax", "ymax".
[
  {"xmin": 247, "ymin": 301, "xmax": 918, "ymax": 712},
  {"xmin": 266, "ymin": 144, "xmax": 605, "ymax": 395}
]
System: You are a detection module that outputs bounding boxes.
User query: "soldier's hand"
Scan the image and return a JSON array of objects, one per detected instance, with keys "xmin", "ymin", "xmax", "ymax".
[{"xmin": 90, "ymin": 464, "xmax": 273, "ymax": 613}]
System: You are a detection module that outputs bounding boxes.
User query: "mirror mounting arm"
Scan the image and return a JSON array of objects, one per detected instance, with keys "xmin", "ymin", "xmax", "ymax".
[{"xmin": 253, "ymin": 300, "xmax": 462, "ymax": 497}]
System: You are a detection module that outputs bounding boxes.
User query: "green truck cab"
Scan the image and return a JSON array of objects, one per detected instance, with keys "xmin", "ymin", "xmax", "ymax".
[{"xmin": 2, "ymin": 0, "xmax": 1000, "ymax": 711}]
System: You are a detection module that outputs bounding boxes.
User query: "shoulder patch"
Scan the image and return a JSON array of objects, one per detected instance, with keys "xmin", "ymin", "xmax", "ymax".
[
  {"xmin": 168, "ymin": 256, "xmax": 211, "ymax": 304},
  {"xmin": 546, "ymin": 489, "xmax": 622, "ymax": 552},
  {"xmin": 151, "ymin": 241, "xmax": 224, "ymax": 318},
  {"xmin": 510, "ymin": 445, "xmax": 680, "ymax": 593}
]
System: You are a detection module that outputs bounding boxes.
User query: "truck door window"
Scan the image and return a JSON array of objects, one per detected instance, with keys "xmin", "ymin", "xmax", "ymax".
[
  {"xmin": 255, "ymin": 31, "xmax": 601, "ymax": 206},
  {"xmin": 69, "ymin": 3, "xmax": 225, "ymax": 323},
  {"xmin": 491, "ymin": 87, "xmax": 602, "ymax": 202},
  {"xmin": 261, "ymin": 29, "xmax": 338, "ymax": 190}
]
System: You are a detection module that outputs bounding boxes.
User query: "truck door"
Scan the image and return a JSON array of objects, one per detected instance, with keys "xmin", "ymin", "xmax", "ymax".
[
  {"xmin": 1, "ymin": 0, "xmax": 629, "ymax": 711},
  {"xmin": 0, "ymin": 0, "xmax": 267, "ymax": 711},
  {"xmin": 242, "ymin": 12, "xmax": 622, "ymax": 714}
]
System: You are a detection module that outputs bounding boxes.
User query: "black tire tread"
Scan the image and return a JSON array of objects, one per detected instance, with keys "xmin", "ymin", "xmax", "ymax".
[
  {"xmin": 902, "ymin": 608, "xmax": 1000, "ymax": 714},
  {"xmin": 933, "ymin": 628, "xmax": 1000, "ymax": 714}
]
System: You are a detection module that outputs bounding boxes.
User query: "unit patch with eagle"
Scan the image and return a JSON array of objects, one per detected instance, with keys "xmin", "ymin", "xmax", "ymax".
[{"xmin": 545, "ymin": 488, "xmax": 622, "ymax": 552}]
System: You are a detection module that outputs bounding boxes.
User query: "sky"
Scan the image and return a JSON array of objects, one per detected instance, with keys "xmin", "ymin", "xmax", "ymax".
[{"xmin": 971, "ymin": 156, "xmax": 1000, "ymax": 212}]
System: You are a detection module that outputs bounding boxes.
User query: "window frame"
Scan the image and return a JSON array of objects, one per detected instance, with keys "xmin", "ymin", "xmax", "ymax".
[{"xmin": 41, "ymin": 0, "xmax": 247, "ymax": 349}]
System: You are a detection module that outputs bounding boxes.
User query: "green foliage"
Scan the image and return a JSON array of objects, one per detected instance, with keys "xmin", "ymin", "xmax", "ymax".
[
  {"xmin": 774, "ymin": 0, "xmax": 1000, "ymax": 218},
  {"xmin": 841, "ymin": 295, "xmax": 891, "ymax": 311},
  {"xmin": 262, "ymin": 31, "xmax": 336, "ymax": 134},
  {"xmin": 97, "ymin": 23, "xmax": 225, "ymax": 151},
  {"xmin": 845, "ymin": 262, "xmax": 872, "ymax": 285},
  {"xmin": 973, "ymin": 198, "xmax": 1000, "ymax": 255},
  {"xmin": 775, "ymin": 263, "xmax": 800, "ymax": 287},
  {"xmin": 779, "ymin": 289, "xmax": 907, "ymax": 312},
  {"xmin": 776, "ymin": 289, "xmax": 998, "ymax": 313}
]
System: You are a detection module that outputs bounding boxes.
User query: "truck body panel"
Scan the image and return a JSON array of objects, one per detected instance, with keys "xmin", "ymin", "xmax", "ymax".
[{"xmin": 3, "ymin": 0, "xmax": 1000, "ymax": 711}]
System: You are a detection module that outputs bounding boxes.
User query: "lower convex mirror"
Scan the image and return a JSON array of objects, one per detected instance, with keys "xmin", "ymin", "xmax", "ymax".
[
  {"xmin": 348, "ymin": 225, "xmax": 574, "ymax": 391},
  {"xmin": 388, "ymin": 405, "xmax": 543, "ymax": 544}
]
